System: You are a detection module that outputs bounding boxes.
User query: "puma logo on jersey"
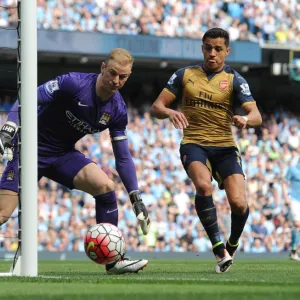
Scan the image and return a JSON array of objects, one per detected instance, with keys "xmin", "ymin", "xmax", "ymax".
[{"xmin": 187, "ymin": 79, "xmax": 196, "ymax": 86}]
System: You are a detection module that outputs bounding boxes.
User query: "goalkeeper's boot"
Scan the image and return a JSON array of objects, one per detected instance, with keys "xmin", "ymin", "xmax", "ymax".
[
  {"xmin": 213, "ymin": 244, "xmax": 233, "ymax": 274},
  {"xmin": 106, "ymin": 257, "xmax": 148, "ymax": 275},
  {"xmin": 226, "ymin": 240, "xmax": 239, "ymax": 260},
  {"xmin": 129, "ymin": 191, "xmax": 151, "ymax": 235}
]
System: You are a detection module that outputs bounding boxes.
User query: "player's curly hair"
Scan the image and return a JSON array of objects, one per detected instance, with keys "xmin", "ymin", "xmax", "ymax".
[
  {"xmin": 202, "ymin": 28, "xmax": 230, "ymax": 47},
  {"xmin": 105, "ymin": 48, "xmax": 134, "ymax": 66}
]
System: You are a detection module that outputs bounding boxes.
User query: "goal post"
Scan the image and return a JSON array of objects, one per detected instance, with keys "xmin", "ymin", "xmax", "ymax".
[
  {"xmin": 0, "ymin": 0, "xmax": 39, "ymax": 277},
  {"xmin": 19, "ymin": 0, "xmax": 38, "ymax": 276}
]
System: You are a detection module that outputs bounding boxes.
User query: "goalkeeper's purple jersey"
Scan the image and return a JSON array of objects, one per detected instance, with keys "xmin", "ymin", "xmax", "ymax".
[
  {"xmin": 35, "ymin": 72, "xmax": 128, "ymax": 156},
  {"xmin": 5, "ymin": 72, "xmax": 139, "ymax": 193}
]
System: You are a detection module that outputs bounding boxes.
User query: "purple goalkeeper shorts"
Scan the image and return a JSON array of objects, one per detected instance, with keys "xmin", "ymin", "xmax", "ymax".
[{"xmin": 0, "ymin": 146, "xmax": 94, "ymax": 192}]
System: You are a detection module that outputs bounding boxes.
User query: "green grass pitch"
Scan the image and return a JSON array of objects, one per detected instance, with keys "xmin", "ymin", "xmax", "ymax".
[{"xmin": 0, "ymin": 259, "xmax": 300, "ymax": 299}]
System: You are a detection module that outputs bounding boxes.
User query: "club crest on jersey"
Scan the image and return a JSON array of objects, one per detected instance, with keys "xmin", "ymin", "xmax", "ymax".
[
  {"xmin": 219, "ymin": 80, "xmax": 229, "ymax": 92},
  {"xmin": 99, "ymin": 113, "xmax": 110, "ymax": 125},
  {"xmin": 7, "ymin": 169, "xmax": 15, "ymax": 181}
]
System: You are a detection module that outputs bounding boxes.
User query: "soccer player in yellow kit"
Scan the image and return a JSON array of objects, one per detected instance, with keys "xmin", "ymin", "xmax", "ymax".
[{"xmin": 151, "ymin": 28, "xmax": 262, "ymax": 273}]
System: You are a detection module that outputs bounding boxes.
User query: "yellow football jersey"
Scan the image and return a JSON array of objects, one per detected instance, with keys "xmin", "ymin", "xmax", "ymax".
[{"xmin": 164, "ymin": 64, "xmax": 255, "ymax": 147}]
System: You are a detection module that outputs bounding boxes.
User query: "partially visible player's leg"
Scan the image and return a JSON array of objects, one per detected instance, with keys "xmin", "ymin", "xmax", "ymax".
[
  {"xmin": 290, "ymin": 222, "xmax": 300, "ymax": 261},
  {"xmin": 188, "ymin": 161, "xmax": 232, "ymax": 273},
  {"xmin": 73, "ymin": 162, "xmax": 118, "ymax": 226},
  {"xmin": 45, "ymin": 151, "xmax": 117, "ymax": 226},
  {"xmin": 0, "ymin": 190, "xmax": 18, "ymax": 226},
  {"xmin": 73, "ymin": 162, "xmax": 148, "ymax": 274},
  {"xmin": 0, "ymin": 145, "xmax": 46, "ymax": 226},
  {"xmin": 47, "ymin": 150, "xmax": 148, "ymax": 274},
  {"xmin": 289, "ymin": 200, "xmax": 300, "ymax": 261},
  {"xmin": 223, "ymin": 174, "xmax": 249, "ymax": 257},
  {"xmin": 0, "ymin": 148, "xmax": 19, "ymax": 226},
  {"xmin": 180, "ymin": 144, "xmax": 232, "ymax": 273},
  {"xmin": 215, "ymin": 147, "xmax": 249, "ymax": 261}
]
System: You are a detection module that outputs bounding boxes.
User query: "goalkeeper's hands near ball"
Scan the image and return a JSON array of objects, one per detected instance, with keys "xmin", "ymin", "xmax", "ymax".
[
  {"xmin": 129, "ymin": 190, "xmax": 151, "ymax": 235},
  {"xmin": 0, "ymin": 121, "xmax": 18, "ymax": 161}
]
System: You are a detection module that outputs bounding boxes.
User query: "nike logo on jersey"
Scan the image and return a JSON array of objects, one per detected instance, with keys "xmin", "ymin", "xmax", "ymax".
[
  {"xmin": 107, "ymin": 208, "xmax": 118, "ymax": 214},
  {"xmin": 78, "ymin": 102, "xmax": 88, "ymax": 107}
]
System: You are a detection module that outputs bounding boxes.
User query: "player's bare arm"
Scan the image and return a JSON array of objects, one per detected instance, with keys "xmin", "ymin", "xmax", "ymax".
[
  {"xmin": 150, "ymin": 90, "xmax": 189, "ymax": 129},
  {"xmin": 233, "ymin": 102, "xmax": 262, "ymax": 129}
]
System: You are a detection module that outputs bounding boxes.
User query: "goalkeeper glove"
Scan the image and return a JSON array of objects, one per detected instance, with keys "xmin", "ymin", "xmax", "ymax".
[
  {"xmin": 129, "ymin": 190, "xmax": 151, "ymax": 235},
  {"xmin": 0, "ymin": 121, "xmax": 18, "ymax": 161}
]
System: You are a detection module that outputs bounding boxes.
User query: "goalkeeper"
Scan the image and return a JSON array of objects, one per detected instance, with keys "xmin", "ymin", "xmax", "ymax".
[{"xmin": 0, "ymin": 48, "xmax": 150, "ymax": 275}]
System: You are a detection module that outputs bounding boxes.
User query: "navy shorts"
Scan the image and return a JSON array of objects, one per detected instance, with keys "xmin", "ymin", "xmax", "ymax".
[
  {"xmin": 0, "ymin": 144, "xmax": 94, "ymax": 192},
  {"xmin": 180, "ymin": 143, "xmax": 244, "ymax": 190}
]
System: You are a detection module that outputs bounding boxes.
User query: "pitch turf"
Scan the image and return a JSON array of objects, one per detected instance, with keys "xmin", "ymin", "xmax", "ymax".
[{"xmin": 0, "ymin": 259, "xmax": 300, "ymax": 300}]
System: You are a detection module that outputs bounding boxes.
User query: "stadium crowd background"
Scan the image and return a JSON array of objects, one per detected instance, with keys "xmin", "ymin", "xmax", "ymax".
[
  {"xmin": 0, "ymin": 91, "xmax": 299, "ymax": 254},
  {"xmin": 1, "ymin": 0, "xmax": 300, "ymax": 45}
]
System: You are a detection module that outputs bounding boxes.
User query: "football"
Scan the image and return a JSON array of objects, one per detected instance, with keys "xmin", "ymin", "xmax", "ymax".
[{"xmin": 84, "ymin": 223, "xmax": 125, "ymax": 265}]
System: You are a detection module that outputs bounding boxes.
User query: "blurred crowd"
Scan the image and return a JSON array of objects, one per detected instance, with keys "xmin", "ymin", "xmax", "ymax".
[
  {"xmin": 0, "ymin": 93, "xmax": 300, "ymax": 254},
  {"xmin": 1, "ymin": 0, "xmax": 300, "ymax": 45}
]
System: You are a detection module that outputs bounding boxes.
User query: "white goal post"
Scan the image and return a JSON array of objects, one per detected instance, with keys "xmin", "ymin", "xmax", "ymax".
[{"xmin": 20, "ymin": 0, "xmax": 38, "ymax": 276}]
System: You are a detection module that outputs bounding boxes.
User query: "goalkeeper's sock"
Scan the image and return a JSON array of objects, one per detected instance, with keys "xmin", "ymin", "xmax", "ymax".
[
  {"xmin": 95, "ymin": 191, "xmax": 118, "ymax": 226},
  {"xmin": 195, "ymin": 195, "xmax": 222, "ymax": 246}
]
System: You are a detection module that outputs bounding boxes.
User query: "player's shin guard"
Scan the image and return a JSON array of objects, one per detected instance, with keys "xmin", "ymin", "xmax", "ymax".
[
  {"xmin": 229, "ymin": 205, "xmax": 249, "ymax": 245},
  {"xmin": 95, "ymin": 191, "xmax": 118, "ymax": 226},
  {"xmin": 195, "ymin": 195, "xmax": 222, "ymax": 247}
]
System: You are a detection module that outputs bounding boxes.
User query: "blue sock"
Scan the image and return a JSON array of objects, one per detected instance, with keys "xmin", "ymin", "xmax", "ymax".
[
  {"xmin": 94, "ymin": 191, "xmax": 118, "ymax": 226},
  {"xmin": 291, "ymin": 227, "xmax": 300, "ymax": 251}
]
